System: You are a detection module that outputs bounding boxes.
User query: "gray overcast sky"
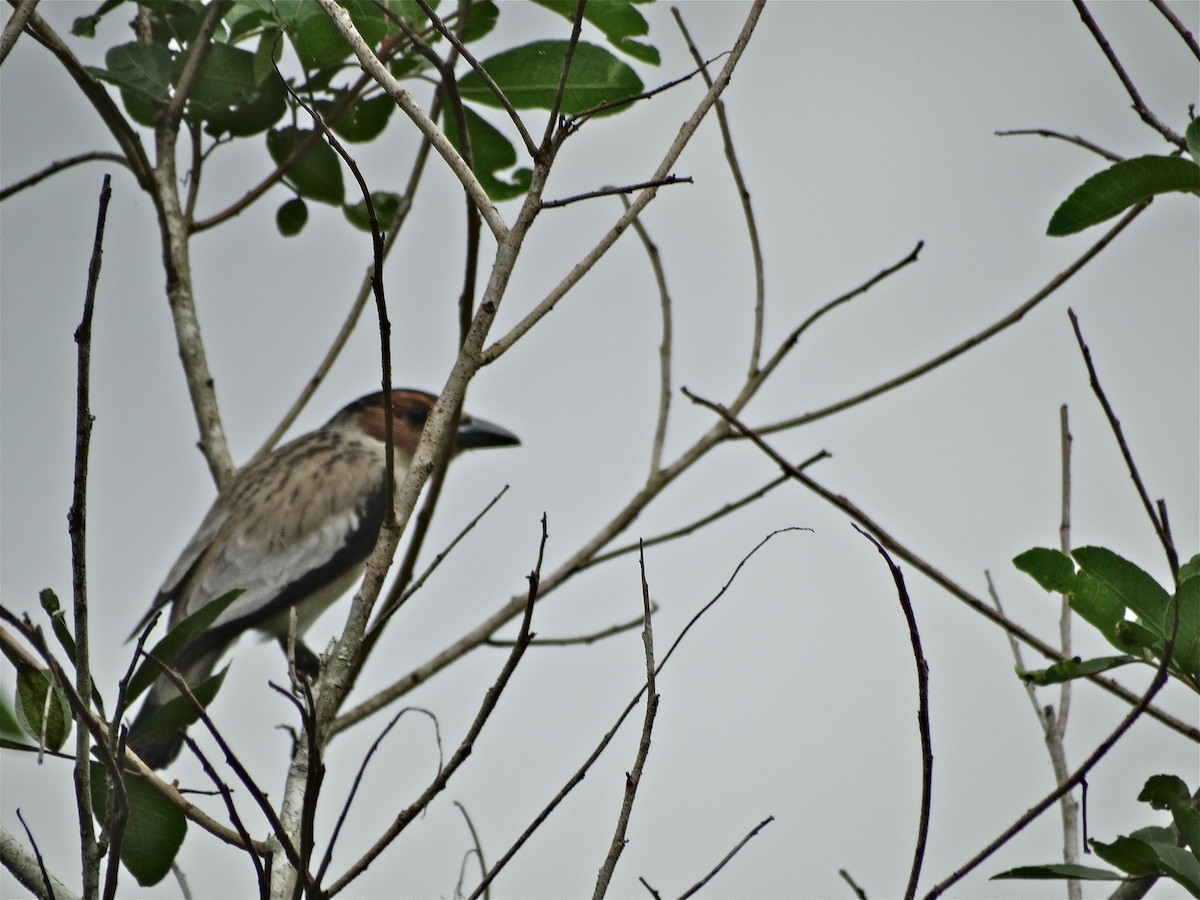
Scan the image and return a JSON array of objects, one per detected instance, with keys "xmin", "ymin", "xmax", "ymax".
[{"xmin": 2, "ymin": 2, "xmax": 1198, "ymax": 898}]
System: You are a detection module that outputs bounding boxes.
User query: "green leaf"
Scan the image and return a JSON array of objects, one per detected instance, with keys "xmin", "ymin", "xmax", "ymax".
[
  {"xmin": 125, "ymin": 590, "xmax": 241, "ymax": 704},
  {"xmin": 1048, "ymin": 155, "xmax": 1200, "ymax": 236},
  {"xmin": 1013, "ymin": 547, "xmax": 1075, "ymax": 593},
  {"xmin": 267, "ymin": 127, "xmax": 345, "ymax": 205},
  {"xmin": 203, "ymin": 74, "xmax": 287, "ymax": 138},
  {"xmin": 443, "ymin": 106, "xmax": 533, "ymax": 200},
  {"xmin": 125, "ymin": 666, "xmax": 228, "ymax": 749},
  {"xmin": 319, "ymin": 92, "xmax": 395, "ymax": 143},
  {"xmin": 179, "ymin": 42, "xmax": 261, "ymax": 117},
  {"xmin": 1181, "ymin": 554, "xmax": 1200, "ymax": 583},
  {"xmin": 1148, "ymin": 843, "xmax": 1200, "ymax": 897},
  {"xmin": 461, "ymin": 1, "xmax": 499, "ymax": 43},
  {"xmin": 1139, "ymin": 774, "xmax": 1200, "ymax": 862},
  {"xmin": 0, "ymin": 696, "xmax": 24, "ymax": 739},
  {"xmin": 1092, "ymin": 828, "xmax": 1177, "ymax": 876},
  {"xmin": 1073, "ymin": 547, "xmax": 1172, "ymax": 638},
  {"xmin": 91, "ymin": 763, "xmax": 187, "ymax": 887},
  {"xmin": 15, "ymin": 663, "xmax": 72, "ymax": 752},
  {"xmin": 277, "ymin": 197, "xmax": 309, "ymax": 236},
  {"xmin": 459, "ymin": 40, "xmax": 643, "ymax": 116},
  {"xmin": 39, "ymin": 588, "xmax": 78, "ymax": 666},
  {"xmin": 1186, "ymin": 118, "xmax": 1200, "ymax": 167},
  {"xmin": 1017, "ymin": 654, "xmax": 1138, "ymax": 686},
  {"xmin": 991, "ymin": 863, "xmax": 1126, "ymax": 881},
  {"xmin": 530, "ymin": 0, "xmax": 660, "ymax": 64},
  {"xmin": 1071, "ymin": 570, "xmax": 1136, "ymax": 653},
  {"xmin": 343, "ymin": 191, "xmax": 401, "ymax": 232},
  {"xmin": 1167, "ymin": 574, "xmax": 1200, "ymax": 680},
  {"xmin": 289, "ymin": 5, "xmax": 353, "ymax": 70},
  {"xmin": 91, "ymin": 42, "xmax": 173, "ymax": 103}
]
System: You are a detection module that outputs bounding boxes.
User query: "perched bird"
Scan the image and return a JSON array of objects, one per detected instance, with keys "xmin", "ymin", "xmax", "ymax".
[{"xmin": 127, "ymin": 388, "xmax": 519, "ymax": 769}]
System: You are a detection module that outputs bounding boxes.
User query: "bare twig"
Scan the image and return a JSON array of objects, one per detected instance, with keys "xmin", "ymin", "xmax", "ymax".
[
  {"xmin": 1148, "ymin": 0, "xmax": 1200, "ymax": 60},
  {"xmin": 0, "ymin": 151, "xmax": 129, "ymax": 201},
  {"xmin": 468, "ymin": 529, "xmax": 804, "ymax": 899},
  {"xmin": 1071, "ymin": 0, "xmax": 1186, "ymax": 147},
  {"xmin": 69, "ymin": 174, "xmax": 111, "ymax": 900},
  {"xmin": 186, "ymin": 734, "xmax": 266, "ymax": 894},
  {"xmin": 683, "ymin": 390, "xmax": 1200, "ymax": 742},
  {"xmin": 839, "ymin": 868, "xmax": 869, "ymax": 900},
  {"xmin": 1056, "ymin": 404, "xmax": 1081, "ymax": 897},
  {"xmin": 326, "ymin": 516, "xmax": 545, "ymax": 897},
  {"xmin": 756, "ymin": 202, "xmax": 1148, "ymax": 436},
  {"xmin": 0, "ymin": 0, "xmax": 37, "ymax": 65},
  {"xmin": 853, "ymin": 526, "xmax": 932, "ymax": 900},
  {"xmin": 994, "ymin": 129, "xmax": 1123, "ymax": 162},
  {"xmin": 453, "ymin": 800, "xmax": 488, "ymax": 900},
  {"xmin": 13, "ymin": 811, "xmax": 55, "ymax": 900},
  {"xmin": 592, "ymin": 544, "xmax": 659, "ymax": 899},
  {"xmin": 485, "ymin": 605, "xmax": 657, "ymax": 648},
  {"xmin": 671, "ymin": 7, "xmax": 766, "ymax": 378},
  {"xmin": 1067, "ymin": 309, "xmax": 1179, "ymax": 580},
  {"xmin": 540, "ymin": 176, "xmax": 693, "ymax": 209},
  {"xmin": 677, "ymin": 815, "xmax": 774, "ymax": 899}
]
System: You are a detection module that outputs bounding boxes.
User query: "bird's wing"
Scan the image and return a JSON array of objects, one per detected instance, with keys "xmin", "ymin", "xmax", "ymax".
[{"xmin": 174, "ymin": 432, "xmax": 388, "ymax": 637}]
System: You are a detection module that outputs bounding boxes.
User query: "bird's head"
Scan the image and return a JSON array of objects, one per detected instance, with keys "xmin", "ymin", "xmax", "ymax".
[{"xmin": 335, "ymin": 388, "xmax": 520, "ymax": 461}]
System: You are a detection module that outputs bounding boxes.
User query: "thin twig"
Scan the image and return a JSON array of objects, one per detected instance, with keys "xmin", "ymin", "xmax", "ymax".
[
  {"xmin": 683, "ymin": 389, "xmax": 1200, "ymax": 742},
  {"xmin": 1071, "ymin": 0, "xmax": 1185, "ymax": 147},
  {"xmin": 0, "ymin": 0, "xmax": 38, "ymax": 65},
  {"xmin": 677, "ymin": 815, "xmax": 774, "ymax": 899},
  {"xmin": 327, "ymin": 515, "xmax": 545, "ymax": 897},
  {"xmin": 616, "ymin": 192, "xmax": 674, "ymax": 477},
  {"xmin": 485, "ymin": 604, "xmax": 657, "ymax": 648},
  {"xmin": 671, "ymin": 7, "xmax": 766, "ymax": 378},
  {"xmin": 540, "ymin": 176, "xmax": 693, "ymax": 209},
  {"xmin": 1067, "ymin": 309, "xmax": 1179, "ymax": 580},
  {"xmin": 852, "ymin": 526, "xmax": 931, "ymax": 900},
  {"xmin": 756, "ymin": 201, "xmax": 1149, "ymax": 436},
  {"xmin": 592, "ymin": 544, "xmax": 659, "ymax": 899},
  {"xmin": 839, "ymin": 868, "xmax": 869, "ymax": 900},
  {"xmin": 994, "ymin": 129, "xmax": 1123, "ymax": 162},
  {"xmin": 638, "ymin": 875, "xmax": 662, "ymax": 899},
  {"xmin": 69, "ymin": 173, "xmax": 111, "ymax": 900},
  {"xmin": 0, "ymin": 151, "xmax": 129, "ymax": 201},
  {"xmin": 454, "ymin": 800, "xmax": 489, "ymax": 900},
  {"xmin": 1148, "ymin": 0, "xmax": 1200, "ymax": 60},
  {"xmin": 13, "ymin": 810, "xmax": 56, "ymax": 900},
  {"xmin": 468, "ymin": 529, "xmax": 804, "ymax": 899},
  {"xmin": 186, "ymin": 734, "xmax": 266, "ymax": 893},
  {"xmin": 1056, "ymin": 404, "xmax": 1081, "ymax": 898}
]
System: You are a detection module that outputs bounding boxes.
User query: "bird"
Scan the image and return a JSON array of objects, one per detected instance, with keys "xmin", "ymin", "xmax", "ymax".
[{"xmin": 126, "ymin": 388, "xmax": 519, "ymax": 769}]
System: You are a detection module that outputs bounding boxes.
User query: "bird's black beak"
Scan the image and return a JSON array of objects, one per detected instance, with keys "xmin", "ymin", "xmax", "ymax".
[{"xmin": 456, "ymin": 415, "xmax": 520, "ymax": 450}]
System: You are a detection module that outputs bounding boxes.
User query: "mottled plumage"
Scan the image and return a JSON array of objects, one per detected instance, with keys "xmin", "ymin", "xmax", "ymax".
[{"xmin": 128, "ymin": 389, "xmax": 518, "ymax": 768}]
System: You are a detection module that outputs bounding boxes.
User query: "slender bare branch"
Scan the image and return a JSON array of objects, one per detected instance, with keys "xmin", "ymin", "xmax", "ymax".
[
  {"xmin": 0, "ymin": 151, "xmax": 129, "ymax": 201},
  {"xmin": 592, "ymin": 544, "xmax": 658, "ymax": 899},
  {"xmin": 1148, "ymin": 0, "xmax": 1200, "ymax": 59},
  {"xmin": 486, "ymin": 604, "xmax": 657, "ymax": 648},
  {"xmin": 677, "ymin": 816, "xmax": 774, "ymax": 899},
  {"xmin": 540, "ymin": 176, "xmax": 692, "ymax": 210},
  {"xmin": 69, "ymin": 173, "xmax": 111, "ymax": 900},
  {"xmin": 1071, "ymin": 0, "xmax": 1186, "ymax": 146},
  {"xmin": 839, "ymin": 869, "xmax": 869, "ymax": 900},
  {"xmin": 1067, "ymin": 309, "xmax": 1179, "ymax": 580},
  {"xmin": 671, "ymin": 8, "xmax": 766, "ymax": 378},
  {"xmin": 994, "ymin": 128, "xmax": 1124, "ymax": 162},
  {"xmin": 756, "ymin": 201, "xmax": 1149, "ymax": 436},
  {"xmin": 0, "ymin": 0, "xmax": 37, "ymax": 65}
]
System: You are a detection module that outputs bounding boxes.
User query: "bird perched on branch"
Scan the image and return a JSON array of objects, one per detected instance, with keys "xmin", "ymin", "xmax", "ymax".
[{"xmin": 127, "ymin": 388, "xmax": 519, "ymax": 769}]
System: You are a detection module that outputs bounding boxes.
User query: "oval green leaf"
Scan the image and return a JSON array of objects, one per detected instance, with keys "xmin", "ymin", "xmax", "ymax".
[
  {"xmin": 459, "ymin": 40, "xmax": 643, "ymax": 117},
  {"xmin": 277, "ymin": 197, "xmax": 309, "ymax": 236},
  {"xmin": 267, "ymin": 127, "xmax": 345, "ymax": 205},
  {"xmin": 1048, "ymin": 155, "xmax": 1200, "ymax": 236}
]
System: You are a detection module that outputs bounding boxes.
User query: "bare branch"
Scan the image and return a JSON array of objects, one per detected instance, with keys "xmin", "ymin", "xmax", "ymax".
[
  {"xmin": 468, "ymin": 529, "xmax": 804, "ymax": 899},
  {"xmin": 1071, "ymin": 0, "xmax": 1186, "ymax": 147},
  {"xmin": 671, "ymin": 8, "xmax": 766, "ymax": 378},
  {"xmin": 852, "ymin": 526, "xmax": 932, "ymax": 900},
  {"xmin": 839, "ymin": 869, "xmax": 869, "ymax": 900},
  {"xmin": 70, "ymin": 173, "xmax": 111, "ymax": 900},
  {"xmin": 677, "ymin": 816, "xmax": 774, "ymax": 899},
  {"xmin": 592, "ymin": 544, "xmax": 658, "ymax": 899},
  {"xmin": 539, "ymin": 176, "xmax": 693, "ymax": 210},
  {"xmin": 756, "ymin": 200, "xmax": 1149, "ymax": 436},
  {"xmin": 0, "ymin": 151, "xmax": 129, "ymax": 201},
  {"xmin": 1149, "ymin": 0, "xmax": 1200, "ymax": 60},
  {"xmin": 0, "ymin": 0, "xmax": 38, "ymax": 66},
  {"xmin": 1067, "ymin": 309, "xmax": 1179, "ymax": 580},
  {"xmin": 994, "ymin": 128, "xmax": 1124, "ymax": 162},
  {"xmin": 485, "ymin": 604, "xmax": 656, "ymax": 648}
]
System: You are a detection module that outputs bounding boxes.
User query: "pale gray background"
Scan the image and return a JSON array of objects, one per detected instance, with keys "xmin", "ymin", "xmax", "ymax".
[{"xmin": 2, "ymin": 2, "xmax": 1197, "ymax": 898}]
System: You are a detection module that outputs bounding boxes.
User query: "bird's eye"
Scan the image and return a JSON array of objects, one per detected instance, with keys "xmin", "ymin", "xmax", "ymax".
[{"xmin": 404, "ymin": 405, "xmax": 428, "ymax": 429}]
